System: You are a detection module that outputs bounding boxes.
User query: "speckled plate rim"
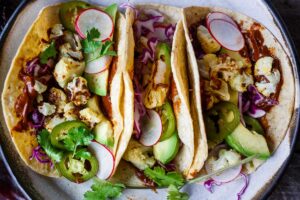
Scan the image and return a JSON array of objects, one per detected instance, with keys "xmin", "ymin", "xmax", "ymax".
[{"xmin": 0, "ymin": 0, "xmax": 299, "ymax": 200}]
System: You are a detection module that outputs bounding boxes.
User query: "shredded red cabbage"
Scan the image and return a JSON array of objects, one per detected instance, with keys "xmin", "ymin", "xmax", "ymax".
[
  {"xmin": 25, "ymin": 58, "xmax": 53, "ymax": 85},
  {"xmin": 237, "ymin": 173, "xmax": 249, "ymax": 200},
  {"xmin": 204, "ymin": 173, "xmax": 249, "ymax": 200},
  {"xmin": 29, "ymin": 109, "xmax": 45, "ymax": 130},
  {"xmin": 119, "ymin": 2, "xmax": 139, "ymax": 18},
  {"xmin": 141, "ymin": 37, "xmax": 158, "ymax": 64},
  {"xmin": 204, "ymin": 179, "xmax": 223, "ymax": 193},
  {"xmin": 30, "ymin": 146, "xmax": 52, "ymax": 166},
  {"xmin": 241, "ymin": 85, "xmax": 278, "ymax": 118},
  {"xmin": 146, "ymin": 24, "xmax": 176, "ymax": 42},
  {"xmin": 134, "ymin": 8, "xmax": 164, "ymax": 38},
  {"xmin": 133, "ymin": 78, "xmax": 146, "ymax": 139}
]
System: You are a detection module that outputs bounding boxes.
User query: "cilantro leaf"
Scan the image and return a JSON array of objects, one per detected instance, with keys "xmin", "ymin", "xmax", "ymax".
[
  {"xmin": 167, "ymin": 185, "xmax": 189, "ymax": 200},
  {"xmin": 84, "ymin": 178, "xmax": 125, "ymax": 200},
  {"xmin": 81, "ymin": 28, "xmax": 117, "ymax": 62},
  {"xmin": 88, "ymin": 27, "xmax": 101, "ymax": 40},
  {"xmin": 74, "ymin": 149, "xmax": 91, "ymax": 159},
  {"xmin": 37, "ymin": 129, "xmax": 63, "ymax": 162},
  {"xmin": 39, "ymin": 41, "xmax": 57, "ymax": 64},
  {"xmin": 63, "ymin": 126, "xmax": 94, "ymax": 155},
  {"xmin": 144, "ymin": 167, "xmax": 185, "ymax": 187}
]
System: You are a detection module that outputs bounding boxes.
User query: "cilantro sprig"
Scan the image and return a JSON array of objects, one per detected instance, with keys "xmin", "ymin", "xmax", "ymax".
[
  {"xmin": 37, "ymin": 129, "xmax": 63, "ymax": 162},
  {"xmin": 167, "ymin": 185, "xmax": 189, "ymax": 200},
  {"xmin": 63, "ymin": 126, "xmax": 94, "ymax": 157},
  {"xmin": 82, "ymin": 28, "xmax": 117, "ymax": 63},
  {"xmin": 84, "ymin": 178, "xmax": 125, "ymax": 200},
  {"xmin": 144, "ymin": 167, "xmax": 185, "ymax": 187},
  {"xmin": 39, "ymin": 41, "xmax": 57, "ymax": 64}
]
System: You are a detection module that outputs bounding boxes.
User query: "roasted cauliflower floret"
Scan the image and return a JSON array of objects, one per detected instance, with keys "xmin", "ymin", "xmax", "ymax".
[
  {"xmin": 53, "ymin": 57, "xmax": 85, "ymax": 88},
  {"xmin": 48, "ymin": 87, "xmax": 67, "ymax": 113},
  {"xmin": 207, "ymin": 149, "xmax": 241, "ymax": 172},
  {"xmin": 79, "ymin": 107, "xmax": 103, "ymax": 128},
  {"xmin": 197, "ymin": 25, "xmax": 221, "ymax": 53},
  {"xmin": 67, "ymin": 77, "xmax": 91, "ymax": 106},
  {"xmin": 34, "ymin": 80, "xmax": 47, "ymax": 94},
  {"xmin": 59, "ymin": 43, "xmax": 83, "ymax": 61},
  {"xmin": 44, "ymin": 115, "xmax": 66, "ymax": 132},
  {"xmin": 38, "ymin": 102, "xmax": 56, "ymax": 116},
  {"xmin": 123, "ymin": 140, "xmax": 156, "ymax": 170},
  {"xmin": 63, "ymin": 102, "xmax": 78, "ymax": 121},
  {"xmin": 229, "ymin": 72, "xmax": 254, "ymax": 92},
  {"xmin": 63, "ymin": 31, "xmax": 82, "ymax": 51},
  {"xmin": 254, "ymin": 56, "xmax": 281, "ymax": 97},
  {"xmin": 50, "ymin": 24, "xmax": 64, "ymax": 39},
  {"xmin": 205, "ymin": 78, "xmax": 230, "ymax": 101}
]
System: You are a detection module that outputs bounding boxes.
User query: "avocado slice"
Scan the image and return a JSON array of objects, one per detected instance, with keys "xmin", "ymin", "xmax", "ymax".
[
  {"xmin": 220, "ymin": 48, "xmax": 251, "ymax": 68},
  {"xmin": 93, "ymin": 120, "xmax": 114, "ymax": 148},
  {"xmin": 104, "ymin": 3, "xmax": 118, "ymax": 25},
  {"xmin": 85, "ymin": 70, "xmax": 109, "ymax": 96},
  {"xmin": 225, "ymin": 123, "xmax": 270, "ymax": 159},
  {"xmin": 153, "ymin": 132, "xmax": 179, "ymax": 164}
]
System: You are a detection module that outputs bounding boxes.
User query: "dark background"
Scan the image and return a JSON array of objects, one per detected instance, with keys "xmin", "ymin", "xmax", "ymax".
[{"xmin": 0, "ymin": 0, "xmax": 299, "ymax": 199}]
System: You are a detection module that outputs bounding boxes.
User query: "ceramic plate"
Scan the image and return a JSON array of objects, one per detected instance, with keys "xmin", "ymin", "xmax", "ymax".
[{"xmin": 0, "ymin": 0, "xmax": 299, "ymax": 199}]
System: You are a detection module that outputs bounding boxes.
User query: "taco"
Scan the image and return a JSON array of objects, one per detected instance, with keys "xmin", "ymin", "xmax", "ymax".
[
  {"xmin": 110, "ymin": 4, "xmax": 208, "ymax": 187},
  {"xmin": 1, "ymin": 1, "xmax": 130, "ymax": 183},
  {"xmin": 182, "ymin": 6, "xmax": 295, "ymax": 178}
]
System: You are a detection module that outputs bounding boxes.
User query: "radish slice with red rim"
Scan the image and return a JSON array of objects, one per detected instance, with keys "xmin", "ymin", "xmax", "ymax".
[
  {"xmin": 88, "ymin": 141, "xmax": 115, "ymax": 180},
  {"xmin": 208, "ymin": 19, "xmax": 245, "ymax": 51},
  {"xmin": 85, "ymin": 55, "xmax": 112, "ymax": 74},
  {"xmin": 75, "ymin": 8, "xmax": 114, "ymax": 41},
  {"xmin": 139, "ymin": 110, "xmax": 162, "ymax": 146},
  {"xmin": 205, "ymin": 159, "xmax": 242, "ymax": 183},
  {"xmin": 206, "ymin": 12, "xmax": 238, "ymax": 28}
]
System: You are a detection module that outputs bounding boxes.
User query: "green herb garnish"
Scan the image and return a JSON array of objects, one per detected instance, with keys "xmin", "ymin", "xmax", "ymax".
[
  {"xmin": 39, "ymin": 41, "xmax": 57, "ymax": 64},
  {"xmin": 144, "ymin": 167, "xmax": 185, "ymax": 187},
  {"xmin": 63, "ymin": 126, "xmax": 94, "ymax": 156},
  {"xmin": 167, "ymin": 184, "xmax": 189, "ymax": 200},
  {"xmin": 82, "ymin": 28, "xmax": 117, "ymax": 63},
  {"xmin": 84, "ymin": 178, "xmax": 125, "ymax": 200},
  {"xmin": 37, "ymin": 129, "xmax": 63, "ymax": 162}
]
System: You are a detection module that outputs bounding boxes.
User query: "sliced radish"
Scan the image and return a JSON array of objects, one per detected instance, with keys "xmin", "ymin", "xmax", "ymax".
[
  {"xmin": 85, "ymin": 55, "xmax": 112, "ymax": 74},
  {"xmin": 208, "ymin": 19, "xmax": 245, "ymax": 51},
  {"xmin": 75, "ymin": 8, "xmax": 114, "ymax": 41},
  {"xmin": 139, "ymin": 110, "xmax": 162, "ymax": 146},
  {"xmin": 88, "ymin": 141, "xmax": 115, "ymax": 180},
  {"xmin": 205, "ymin": 159, "xmax": 242, "ymax": 183},
  {"xmin": 206, "ymin": 12, "xmax": 238, "ymax": 28}
]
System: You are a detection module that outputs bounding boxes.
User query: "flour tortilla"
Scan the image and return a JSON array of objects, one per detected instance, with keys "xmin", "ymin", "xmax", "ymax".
[
  {"xmin": 1, "ymin": 3, "xmax": 127, "ymax": 177},
  {"xmin": 182, "ymin": 6, "xmax": 295, "ymax": 174},
  {"xmin": 111, "ymin": 4, "xmax": 201, "ymax": 186}
]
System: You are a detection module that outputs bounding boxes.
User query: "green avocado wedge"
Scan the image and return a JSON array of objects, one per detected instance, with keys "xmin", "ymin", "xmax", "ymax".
[
  {"xmin": 59, "ymin": 1, "xmax": 90, "ymax": 32},
  {"xmin": 225, "ymin": 123, "xmax": 270, "ymax": 159},
  {"xmin": 153, "ymin": 132, "xmax": 179, "ymax": 164},
  {"xmin": 85, "ymin": 70, "xmax": 109, "ymax": 96}
]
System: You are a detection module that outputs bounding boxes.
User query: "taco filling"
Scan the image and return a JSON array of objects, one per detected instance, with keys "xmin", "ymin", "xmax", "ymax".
[
  {"xmin": 8, "ymin": 2, "xmax": 124, "ymax": 183},
  {"xmin": 119, "ymin": 8, "xmax": 190, "ymax": 187},
  {"xmin": 189, "ymin": 12, "xmax": 283, "ymax": 174}
]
